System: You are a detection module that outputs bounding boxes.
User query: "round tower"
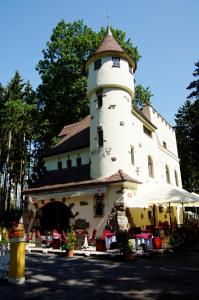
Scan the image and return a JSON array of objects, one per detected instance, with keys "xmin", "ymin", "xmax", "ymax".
[{"xmin": 86, "ymin": 28, "xmax": 136, "ymax": 179}]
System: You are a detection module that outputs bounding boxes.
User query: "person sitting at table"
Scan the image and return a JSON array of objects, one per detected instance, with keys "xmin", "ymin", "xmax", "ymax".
[{"xmin": 103, "ymin": 225, "xmax": 115, "ymax": 250}]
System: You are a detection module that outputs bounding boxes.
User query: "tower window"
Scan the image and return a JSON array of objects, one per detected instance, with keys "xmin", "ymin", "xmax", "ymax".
[
  {"xmin": 165, "ymin": 165, "xmax": 170, "ymax": 184},
  {"xmin": 76, "ymin": 157, "xmax": 82, "ymax": 167},
  {"xmin": 148, "ymin": 156, "xmax": 154, "ymax": 178},
  {"xmin": 94, "ymin": 59, "xmax": 101, "ymax": 70},
  {"xmin": 97, "ymin": 126, "xmax": 104, "ymax": 147},
  {"xmin": 97, "ymin": 95, "xmax": 103, "ymax": 108},
  {"xmin": 57, "ymin": 161, "xmax": 62, "ymax": 171},
  {"xmin": 96, "ymin": 88, "xmax": 103, "ymax": 108},
  {"xmin": 129, "ymin": 63, "xmax": 133, "ymax": 74},
  {"xmin": 112, "ymin": 57, "xmax": 120, "ymax": 68}
]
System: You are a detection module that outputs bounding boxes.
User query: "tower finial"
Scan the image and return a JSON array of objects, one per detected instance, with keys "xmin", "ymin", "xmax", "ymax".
[
  {"xmin": 106, "ymin": 9, "xmax": 112, "ymax": 36},
  {"xmin": 107, "ymin": 8, "xmax": 110, "ymax": 26}
]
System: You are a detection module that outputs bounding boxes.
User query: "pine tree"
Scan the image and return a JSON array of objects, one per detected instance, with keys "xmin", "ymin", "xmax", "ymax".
[{"xmin": 175, "ymin": 61, "xmax": 199, "ymax": 191}]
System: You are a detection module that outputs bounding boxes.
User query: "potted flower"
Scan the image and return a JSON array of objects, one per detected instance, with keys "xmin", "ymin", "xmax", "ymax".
[
  {"xmin": 62, "ymin": 227, "xmax": 76, "ymax": 257},
  {"xmin": 120, "ymin": 234, "xmax": 136, "ymax": 261}
]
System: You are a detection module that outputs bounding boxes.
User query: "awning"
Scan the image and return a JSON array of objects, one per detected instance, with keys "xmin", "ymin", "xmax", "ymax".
[{"xmin": 127, "ymin": 184, "xmax": 199, "ymax": 208}]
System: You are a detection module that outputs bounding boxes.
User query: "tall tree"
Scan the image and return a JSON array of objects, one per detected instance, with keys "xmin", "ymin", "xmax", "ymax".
[
  {"xmin": 36, "ymin": 20, "xmax": 150, "ymax": 149},
  {"xmin": 0, "ymin": 72, "xmax": 40, "ymax": 222},
  {"xmin": 175, "ymin": 61, "xmax": 199, "ymax": 191},
  {"xmin": 187, "ymin": 61, "xmax": 199, "ymax": 100}
]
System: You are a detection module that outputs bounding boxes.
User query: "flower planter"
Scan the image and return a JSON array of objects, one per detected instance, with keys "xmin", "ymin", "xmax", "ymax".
[
  {"xmin": 66, "ymin": 249, "xmax": 74, "ymax": 257},
  {"xmin": 152, "ymin": 237, "xmax": 162, "ymax": 249},
  {"xmin": 123, "ymin": 253, "xmax": 136, "ymax": 261},
  {"xmin": 12, "ymin": 224, "xmax": 24, "ymax": 239}
]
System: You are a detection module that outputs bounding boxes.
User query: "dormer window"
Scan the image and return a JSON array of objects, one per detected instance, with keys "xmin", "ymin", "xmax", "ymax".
[
  {"xmin": 76, "ymin": 157, "xmax": 82, "ymax": 167},
  {"xmin": 94, "ymin": 59, "xmax": 101, "ymax": 70},
  {"xmin": 57, "ymin": 161, "xmax": 62, "ymax": 171},
  {"xmin": 112, "ymin": 57, "xmax": 120, "ymax": 68},
  {"xmin": 67, "ymin": 159, "xmax": 72, "ymax": 169}
]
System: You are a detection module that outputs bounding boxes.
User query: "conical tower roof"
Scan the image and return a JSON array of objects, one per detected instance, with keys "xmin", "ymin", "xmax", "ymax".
[
  {"xmin": 85, "ymin": 27, "xmax": 136, "ymax": 72},
  {"xmin": 94, "ymin": 27, "xmax": 124, "ymax": 55}
]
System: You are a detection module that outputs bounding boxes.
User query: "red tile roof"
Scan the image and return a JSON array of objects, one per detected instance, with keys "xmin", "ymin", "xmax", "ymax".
[
  {"xmin": 23, "ymin": 168, "xmax": 141, "ymax": 195},
  {"xmin": 45, "ymin": 116, "xmax": 90, "ymax": 157},
  {"xmin": 58, "ymin": 116, "xmax": 90, "ymax": 142}
]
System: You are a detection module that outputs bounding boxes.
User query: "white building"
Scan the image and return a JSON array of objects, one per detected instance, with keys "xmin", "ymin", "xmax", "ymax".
[{"xmin": 24, "ymin": 28, "xmax": 191, "ymax": 237}]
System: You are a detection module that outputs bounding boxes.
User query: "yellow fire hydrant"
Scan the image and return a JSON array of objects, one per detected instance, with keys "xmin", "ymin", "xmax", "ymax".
[{"xmin": 8, "ymin": 223, "xmax": 26, "ymax": 284}]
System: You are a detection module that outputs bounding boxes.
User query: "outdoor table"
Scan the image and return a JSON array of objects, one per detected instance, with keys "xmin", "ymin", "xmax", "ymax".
[{"xmin": 135, "ymin": 233, "xmax": 153, "ymax": 250}]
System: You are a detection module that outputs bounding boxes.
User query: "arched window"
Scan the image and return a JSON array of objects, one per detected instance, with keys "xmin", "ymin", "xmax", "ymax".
[
  {"xmin": 148, "ymin": 156, "xmax": 154, "ymax": 178},
  {"xmin": 131, "ymin": 146, "xmax": 135, "ymax": 165},
  {"xmin": 94, "ymin": 193, "xmax": 104, "ymax": 216},
  {"xmin": 174, "ymin": 170, "xmax": 179, "ymax": 186},
  {"xmin": 97, "ymin": 126, "xmax": 103, "ymax": 147},
  {"xmin": 96, "ymin": 88, "xmax": 103, "ymax": 108},
  {"xmin": 165, "ymin": 165, "xmax": 170, "ymax": 183},
  {"xmin": 94, "ymin": 59, "xmax": 101, "ymax": 70}
]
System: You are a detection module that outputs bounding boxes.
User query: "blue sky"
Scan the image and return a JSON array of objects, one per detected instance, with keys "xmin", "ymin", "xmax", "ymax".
[{"xmin": 0, "ymin": 0, "xmax": 198, "ymax": 125}]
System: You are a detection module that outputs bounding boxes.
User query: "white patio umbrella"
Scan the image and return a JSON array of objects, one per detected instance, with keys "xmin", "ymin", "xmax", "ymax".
[{"xmin": 131, "ymin": 184, "xmax": 199, "ymax": 207}]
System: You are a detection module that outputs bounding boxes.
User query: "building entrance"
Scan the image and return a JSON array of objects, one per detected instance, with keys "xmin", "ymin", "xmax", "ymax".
[{"xmin": 40, "ymin": 201, "xmax": 73, "ymax": 234}]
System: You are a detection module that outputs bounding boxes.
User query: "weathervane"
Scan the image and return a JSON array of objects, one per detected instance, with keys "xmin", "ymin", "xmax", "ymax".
[{"xmin": 107, "ymin": 8, "xmax": 110, "ymax": 27}]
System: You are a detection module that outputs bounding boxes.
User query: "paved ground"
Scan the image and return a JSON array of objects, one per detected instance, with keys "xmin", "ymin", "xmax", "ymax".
[{"xmin": 1, "ymin": 247, "xmax": 199, "ymax": 300}]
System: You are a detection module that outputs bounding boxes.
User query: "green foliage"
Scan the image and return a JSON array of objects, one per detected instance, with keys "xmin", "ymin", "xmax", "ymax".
[
  {"xmin": 134, "ymin": 84, "xmax": 153, "ymax": 108},
  {"xmin": 0, "ymin": 227, "xmax": 9, "ymax": 244},
  {"xmin": 187, "ymin": 61, "xmax": 199, "ymax": 100},
  {"xmin": 175, "ymin": 60, "xmax": 199, "ymax": 192},
  {"xmin": 118, "ymin": 231, "xmax": 135, "ymax": 255},
  {"xmin": 61, "ymin": 227, "xmax": 76, "ymax": 250},
  {"xmin": 0, "ymin": 71, "xmax": 47, "ymax": 221},
  {"xmin": 1, "ymin": 208, "xmax": 22, "ymax": 228}
]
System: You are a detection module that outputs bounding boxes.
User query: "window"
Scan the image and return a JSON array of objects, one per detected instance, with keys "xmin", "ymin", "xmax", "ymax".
[
  {"xmin": 148, "ymin": 156, "xmax": 154, "ymax": 178},
  {"xmin": 163, "ymin": 141, "xmax": 167, "ymax": 149},
  {"xmin": 143, "ymin": 126, "xmax": 152, "ymax": 138},
  {"xmin": 94, "ymin": 59, "xmax": 101, "ymax": 70},
  {"xmin": 57, "ymin": 161, "xmax": 62, "ymax": 171},
  {"xmin": 129, "ymin": 63, "xmax": 133, "ymax": 74},
  {"xmin": 97, "ymin": 126, "xmax": 104, "ymax": 147},
  {"xmin": 97, "ymin": 95, "xmax": 103, "ymax": 108},
  {"xmin": 165, "ymin": 165, "xmax": 170, "ymax": 184},
  {"xmin": 94, "ymin": 193, "xmax": 104, "ymax": 216},
  {"xmin": 174, "ymin": 170, "xmax": 179, "ymax": 186},
  {"xmin": 76, "ymin": 157, "xmax": 82, "ymax": 167},
  {"xmin": 67, "ymin": 159, "xmax": 72, "ymax": 169},
  {"xmin": 131, "ymin": 147, "xmax": 135, "ymax": 165},
  {"xmin": 96, "ymin": 88, "xmax": 103, "ymax": 108},
  {"xmin": 112, "ymin": 57, "xmax": 120, "ymax": 67}
]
